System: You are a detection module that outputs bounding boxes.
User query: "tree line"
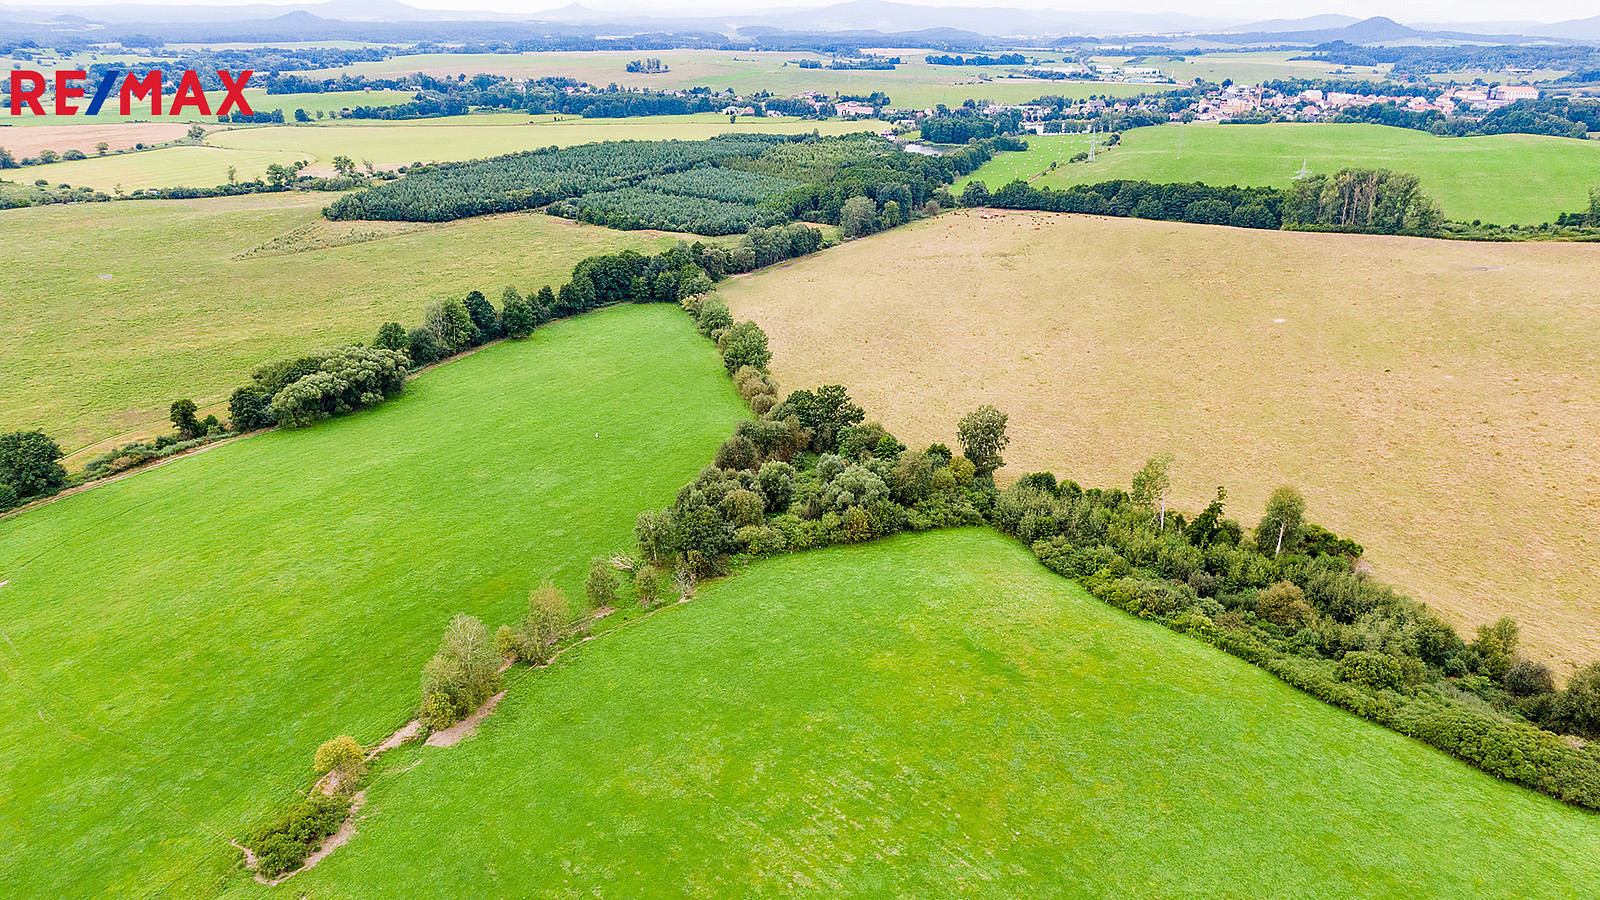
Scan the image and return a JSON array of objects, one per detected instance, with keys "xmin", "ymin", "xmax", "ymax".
[{"xmin": 972, "ymin": 168, "xmax": 1448, "ymax": 235}]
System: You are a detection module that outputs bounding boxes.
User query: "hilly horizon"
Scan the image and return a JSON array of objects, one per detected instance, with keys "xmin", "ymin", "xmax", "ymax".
[{"xmin": 1, "ymin": 0, "xmax": 1597, "ymax": 41}]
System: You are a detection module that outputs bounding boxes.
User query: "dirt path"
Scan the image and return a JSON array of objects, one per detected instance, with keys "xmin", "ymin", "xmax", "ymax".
[{"xmin": 426, "ymin": 691, "xmax": 506, "ymax": 748}]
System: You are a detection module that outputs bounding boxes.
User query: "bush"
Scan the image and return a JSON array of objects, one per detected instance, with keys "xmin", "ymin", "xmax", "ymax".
[
  {"xmin": 634, "ymin": 565, "xmax": 663, "ymax": 605},
  {"xmin": 1561, "ymin": 662, "xmax": 1600, "ymax": 738},
  {"xmin": 0, "ymin": 483, "xmax": 18, "ymax": 512},
  {"xmin": 373, "ymin": 321, "xmax": 408, "ymax": 351},
  {"xmin": 406, "ymin": 326, "xmax": 445, "ymax": 365},
  {"xmin": 250, "ymin": 794, "xmax": 351, "ymax": 877},
  {"xmin": 312, "ymin": 736, "xmax": 365, "ymax": 789},
  {"xmin": 1505, "ymin": 659, "xmax": 1556, "ymax": 697},
  {"xmin": 1255, "ymin": 581, "xmax": 1315, "ymax": 629},
  {"xmin": 494, "ymin": 624, "xmax": 527, "ymax": 661},
  {"xmin": 521, "ymin": 581, "xmax": 570, "ymax": 664},
  {"xmin": 713, "ymin": 435, "xmax": 758, "ymax": 471},
  {"xmin": 585, "ymin": 558, "xmax": 619, "ymax": 609},
  {"xmin": 722, "ymin": 488, "xmax": 765, "ymax": 527},
  {"xmin": 696, "ymin": 295, "xmax": 732, "ymax": 335},
  {"xmin": 1336, "ymin": 650, "xmax": 1404, "ymax": 691},
  {"xmin": 719, "ymin": 321, "xmax": 771, "ymax": 373},
  {"xmin": 842, "ymin": 505, "xmax": 877, "ymax": 542},
  {"xmin": 757, "ymin": 461, "xmax": 796, "ymax": 513},
  {"xmin": 268, "ymin": 346, "xmax": 408, "ymax": 428}
]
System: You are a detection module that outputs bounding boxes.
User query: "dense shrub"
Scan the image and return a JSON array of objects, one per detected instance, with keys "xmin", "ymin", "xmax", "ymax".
[
  {"xmin": 585, "ymin": 558, "xmax": 620, "ymax": 610},
  {"xmin": 229, "ymin": 385, "xmax": 274, "ymax": 432},
  {"xmin": 268, "ymin": 347, "xmax": 408, "ymax": 428},
  {"xmin": 249, "ymin": 794, "xmax": 350, "ymax": 878},
  {"xmin": 0, "ymin": 431, "xmax": 68, "ymax": 500},
  {"xmin": 312, "ymin": 736, "xmax": 365, "ymax": 790},
  {"xmin": 1505, "ymin": 659, "xmax": 1555, "ymax": 697},
  {"xmin": 1336, "ymin": 650, "xmax": 1405, "ymax": 691}
]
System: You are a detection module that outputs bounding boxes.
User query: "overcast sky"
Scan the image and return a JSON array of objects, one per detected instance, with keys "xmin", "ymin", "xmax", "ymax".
[{"xmin": 34, "ymin": 0, "xmax": 1599, "ymax": 24}]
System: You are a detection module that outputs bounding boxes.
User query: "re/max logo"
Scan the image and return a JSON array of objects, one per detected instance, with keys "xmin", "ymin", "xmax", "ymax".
[{"xmin": 8, "ymin": 70, "xmax": 255, "ymax": 116}]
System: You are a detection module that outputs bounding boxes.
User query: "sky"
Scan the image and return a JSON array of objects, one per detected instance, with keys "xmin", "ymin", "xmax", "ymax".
[{"xmin": 30, "ymin": 0, "xmax": 1599, "ymax": 24}]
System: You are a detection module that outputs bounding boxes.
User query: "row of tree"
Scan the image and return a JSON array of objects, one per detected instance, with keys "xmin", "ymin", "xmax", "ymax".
[{"xmin": 972, "ymin": 168, "xmax": 1446, "ymax": 235}]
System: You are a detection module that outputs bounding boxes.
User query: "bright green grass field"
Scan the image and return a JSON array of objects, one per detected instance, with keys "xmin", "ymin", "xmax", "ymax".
[
  {"xmin": 1019, "ymin": 122, "xmax": 1600, "ymax": 225},
  {"xmin": 19, "ymin": 114, "xmax": 877, "ymax": 189},
  {"xmin": 0, "ymin": 304, "xmax": 746, "ymax": 897},
  {"xmin": 0, "ymin": 193, "xmax": 682, "ymax": 455},
  {"xmin": 254, "ymin": 528, "xmax": 1600, "ymax": 897},
  {"xmin": 951, "ymin": 132, "xmax": 1101, "ymax": 190}
]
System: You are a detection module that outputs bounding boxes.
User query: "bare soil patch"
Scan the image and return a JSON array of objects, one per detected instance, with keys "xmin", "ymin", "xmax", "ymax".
[{"xmin": 722, "ymin": 210, "xmax": 1600, "ymax": 674}]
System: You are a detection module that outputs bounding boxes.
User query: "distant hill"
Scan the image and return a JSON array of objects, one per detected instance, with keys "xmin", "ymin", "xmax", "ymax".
[
  {"xmin": 0, "ymin": 0, "xmax": 1590, "ymax": 44},
  {"xmin": 1195, "ymin": 15, "xmax": 1541, "ymax": 46}
]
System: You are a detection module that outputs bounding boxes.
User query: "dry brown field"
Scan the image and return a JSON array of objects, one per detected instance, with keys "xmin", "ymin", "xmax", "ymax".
[
  {"xmin": 721, "ymin": 210, "xmax": 1600, "ymax": 674},
  {"xmin": 0, "ymin": 121, "xmax": 192, "ymax": 156}
]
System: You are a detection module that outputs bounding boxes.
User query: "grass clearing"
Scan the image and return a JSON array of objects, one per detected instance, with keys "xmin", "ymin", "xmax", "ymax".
[
  {"xmin": 1014, "ymin": 122, "xmax": 1600, "ymax": 224},
  {"xmin": 0, "ymin": 304, "xmax": 746, "ymax": 896},
  {"xmin": 950, "ymin": 132, "xmax": 1103, "ymax": 189},
  {"xmin": 272, "ymin": 529, "xmax": 1600, "ymax": 897},
  {"xmin": 721, "ymin": 210, "xmax": 1600, "ymax": 673},
  {"xmin": 0, "ymin": 192, "xmax": 686, "ymax": 454}
]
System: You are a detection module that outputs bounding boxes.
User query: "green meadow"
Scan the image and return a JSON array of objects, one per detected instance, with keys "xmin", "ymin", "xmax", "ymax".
[
  {"xmin": 1016, "ymin": 122, "xmax": 1600, "ymax": 224},
  {"xmin": 19, "ymin": 114, "xmax": 876, "ymax": 189},
  {"xmin": 0, "ymin": 192, "xmax": 683, "ymax": 455},
  {"xmin": 268, "ymin": 529, "xmax": 1600, "ymax": 897},
  {"xmin": 0, "ymin": 304, "xmax": 746, "ymax": 897},
  {"xmin": 951, "ymin": 132, "xmax": 1103, "ymax": 189}
]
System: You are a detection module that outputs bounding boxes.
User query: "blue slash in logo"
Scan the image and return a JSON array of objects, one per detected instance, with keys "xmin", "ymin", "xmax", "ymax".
[{"xmin": 85, "ymin": 70, "xmax": 122, "ymax": 116}]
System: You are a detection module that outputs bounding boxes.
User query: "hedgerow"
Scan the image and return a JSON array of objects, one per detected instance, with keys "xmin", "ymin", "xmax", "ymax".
[
  {"xmin": 249, "ymin": 793, "xmax": 350, "ymax": 878},
  {"xmin": 992, "ymin": 468, "xmax": 1600, "ymax": 811}
]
